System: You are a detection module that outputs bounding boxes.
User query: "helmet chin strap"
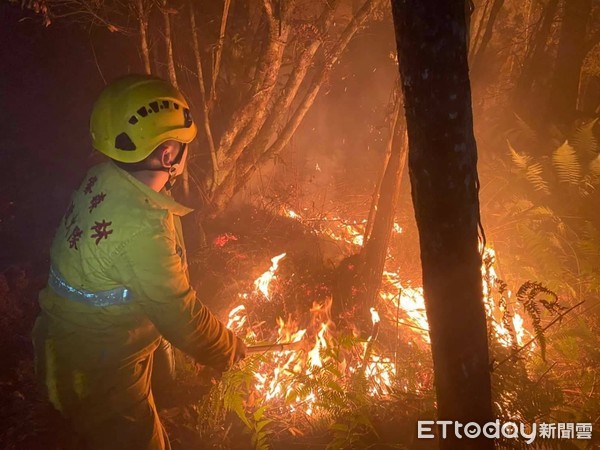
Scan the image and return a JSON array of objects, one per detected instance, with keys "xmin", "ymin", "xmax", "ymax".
[{"xmin": 165, "ymin": 165, "xmax": 179, "ymax": 191}]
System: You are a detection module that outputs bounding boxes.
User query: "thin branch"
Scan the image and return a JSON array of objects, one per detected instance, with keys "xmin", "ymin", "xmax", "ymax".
[
  {"xmin": 364, "ymin": 79, "xmax": 401, "ymax": 245},
  {"xmin": 161, "ymin": 0, "xmax": 178, "ymax": 89},
  {"xmin": 189, "ymin": 1, "xmax": 218, "ymax": 186},
  {"xmin": 209, "ymin": 0, "xmax": 232, "ymax": 110},
  {"xmin": 469, "ymin": 0, "xmax": 492, "ymax": 57},
  {"xmin": 214, "ymin": 1, "xmax": 292, "ymax": 172},
  {"xmin": 242, "ymin": 0, "xmax": 340, "ymax": 166},
  {"xmin": 211, "ymin": 0, "xmax": 383, "ymax": 210},
  {"xmin": 134, "ymin": 0, "xmax": 151, "ymax": 74}
]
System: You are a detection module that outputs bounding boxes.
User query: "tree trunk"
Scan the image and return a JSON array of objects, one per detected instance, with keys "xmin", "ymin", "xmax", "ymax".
[
  {"xmin": 214, "ymin": 0, "xmax": 291, "ymax": 180},
  {"xmin": 189, "ymin": 1, "xmax": 218, "ymax": 186},
  {"xmin": 513, "ymin": 0, "xmax": 559, "ymax": 124},
  {"xmin": 209, "ymin": 0, "xmax": 232, "ymax": 110},
  {"xmin": 162, "ymin": 0, "xmax": 178, "ymax": 89},
  {"xmin": 546, "ymin": 0, "xmax": 592, "ymax": 124},
  {"xmin": 161, "ymin": 0, "xmax": 189, "ymax": 197},
  {"xmin": 135, "ymin": 0, "xmax": 151, "ymax": 75},
  {"xmin": 390, "ymin": 1, "xmax": 494, "ymax": 449},
  {"xmin": 471, "ymin": 0, "xmax": 505, "ymax": 71},
  {"xmin": 209, "ymin": 0, "xmax": 383, "ymax": 214},
  {"xmin": 358, "ymin": 122, "xmax": 407, "ymax": 314},
  {"xmin": 469, "ymin": 0, "xmax": 491, "ymax": 57}
]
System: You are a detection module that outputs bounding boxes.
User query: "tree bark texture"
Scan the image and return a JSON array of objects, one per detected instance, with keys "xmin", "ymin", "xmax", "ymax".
[
  {"xmin": 189, "ymin": 1, "xmax": 218, "ymax": 184},
  {"xmin": 162, "ymin": 0, "xmax": 178, "ymax": 89},
  {"xmin": 135, "ymin": 0, "xmax": 151, "ymax": 75},
  {"xmin": 470, "ymin": 0, "xmax": 505, "ymax": 71},
  {"xmin": 359, "ymin": 124, "xmax": 407, "ymax": 312},
  {"xmin": 390, "ymin": 1, "xmax": 494, "ymax": 449},
  {"xmin": 513, "ymin": 0, "xmax": 559, "ymax": 123},
  {"xmin": 546, "ymin": 0, "xmax": 593, "ymax": 124}
]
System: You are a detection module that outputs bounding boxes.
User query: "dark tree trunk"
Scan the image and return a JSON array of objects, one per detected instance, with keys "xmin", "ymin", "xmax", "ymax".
[
  {"xmin": 390, "ymin": 1, "xmax": 494, "ymax": 449},
  {"xmin": 471, "ymin": 0, "xmax": 505, "ymax": 72},
  {"xmin": 359, "ymin": 89, "xmax": 407, "ymax": 312},
  {"xmin": 513, "ymin": 0, "xmax": 559, "ymax": 124},
  {"xmin": 546, "ymin": 0, "xmax": 593, "ymax": 125}
]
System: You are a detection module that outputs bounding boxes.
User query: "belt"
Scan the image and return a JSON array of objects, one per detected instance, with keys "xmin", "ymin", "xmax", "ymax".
[{"xmin": 48, "ymin": 265, "xmax": 133, "ymax": 307}]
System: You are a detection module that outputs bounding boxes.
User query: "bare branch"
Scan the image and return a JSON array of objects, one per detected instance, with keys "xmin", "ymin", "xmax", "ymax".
[
  {"xmin": 134, "ymin": 0, "xmax": 151, "ymax": 74},
  {"xmin": 243, "ymin": 0, "xmax": 340, "ymax": 165},
  {"xmin": 189, "ymin": 0, "xmax": 218, "ymax": 184},
  {"xmin": 214, "ymin": 1, "xmax": 292, "ymax": 176},
  {"xmin": 211, "ymin": 0, "xmax": 383, "ymax": 210},
  {"xmin": 209, "ymin": 0, "xmax": 232, "ymax": 110},
  {"xmin": 161, "ymin": 0, "xmax": 178, "ymax": 89}
]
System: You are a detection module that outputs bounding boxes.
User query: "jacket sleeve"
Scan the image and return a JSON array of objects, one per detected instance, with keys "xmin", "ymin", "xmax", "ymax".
[{"xmin": 117, "ymin": 223, "xmax": 239, "ymax": 369}]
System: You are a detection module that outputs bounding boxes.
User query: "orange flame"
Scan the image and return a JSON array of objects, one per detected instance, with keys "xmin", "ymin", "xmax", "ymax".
[
  {"xmin": 254, "ymin": 253, "xmax": 287, "ymax": 300},
  {"xmin": 222, "ymin": 214, "xmax": 533, "ymax": 416}
]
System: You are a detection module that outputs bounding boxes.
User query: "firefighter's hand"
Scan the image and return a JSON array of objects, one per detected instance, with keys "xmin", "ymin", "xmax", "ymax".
[
  {"xmin": 232, "ymin": 335, "xmax": 246, "ymax": 365},
  {"xmin": 208, "ymin": 335, "xmax": 246, "ymax": 375}
]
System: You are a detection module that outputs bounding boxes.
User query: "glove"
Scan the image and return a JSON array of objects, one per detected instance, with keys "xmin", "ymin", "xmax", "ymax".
[
  {"xmin": 209, "ymin": 334, "xmax": 246, "ymax": 375},
  {"xmin": 231, "ymin": 335, "xmax": 246, "ymax": 366}
]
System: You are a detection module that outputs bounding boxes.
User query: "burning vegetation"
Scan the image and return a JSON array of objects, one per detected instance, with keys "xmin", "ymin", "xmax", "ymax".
[{"xmin": 140, "ymin": 203, "xmax": 568, "ymax": 449}]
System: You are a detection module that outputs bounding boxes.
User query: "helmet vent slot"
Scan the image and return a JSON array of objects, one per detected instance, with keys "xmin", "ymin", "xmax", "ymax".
[
  {"xmin": 128, "ymin": 116, "xmax": 138, "ymax": 125},
  {"xmin": 115, "ymin": 132, "xmax": 137, "ymax": 151},
  {"xmin": 183, "ymin": 108, "xmax": 193, "ymax": 128},
  {"xmin": 137, "ymin": 107, "xmax": 148, "ymax": 117}
]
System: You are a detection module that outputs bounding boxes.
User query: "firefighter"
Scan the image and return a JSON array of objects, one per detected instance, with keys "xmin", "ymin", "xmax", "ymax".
[{"xmin": 32, "ymin": 75, "xmax": 245, "ymax": 450}]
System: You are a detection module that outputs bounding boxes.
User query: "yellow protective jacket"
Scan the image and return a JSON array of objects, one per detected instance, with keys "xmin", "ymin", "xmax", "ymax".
[{"xmin": 36, "ymin": 161, "xmax": 238, "ymax": 387}]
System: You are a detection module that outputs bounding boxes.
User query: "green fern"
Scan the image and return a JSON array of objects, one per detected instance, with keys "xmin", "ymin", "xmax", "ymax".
[
  {"xmin": 552, "ymin": 141, "xmax": 581, "ymax": 185},
  {"xmin": 508, "ymin": 141, "xmax": 551, "ymax": 194},
  {"xmin": 586, "ymin": 155, "xmax": 600, "ymax": 186},
  {"xmin": 525, "ymin": 162, "xmax": 551, "ymax": 194},
  {"xmin": 515, "ymin": 282, "xmax": 562, "ymax": 361},
  {"xmin": 508, "ymin": 140, "xmax": 531, "ymax": 170},
  {"xmin": 570, "ymin": 118, "xmax": 599, "ymax": 159}
]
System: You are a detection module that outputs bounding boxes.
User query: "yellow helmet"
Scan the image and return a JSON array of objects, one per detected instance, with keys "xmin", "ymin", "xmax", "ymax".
[{"xmin": 90, "ymin": 75, "xmax": 197, "ymax": 163}]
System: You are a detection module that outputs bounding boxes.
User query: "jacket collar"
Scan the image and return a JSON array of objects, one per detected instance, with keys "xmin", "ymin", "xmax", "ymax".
[{"xmin": 108, "ymin": 161, "xmax": 193, "ymax": 216}]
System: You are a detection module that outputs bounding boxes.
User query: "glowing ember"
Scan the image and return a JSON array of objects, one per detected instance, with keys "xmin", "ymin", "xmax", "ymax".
[{"xmin": 254, "ymin": 252, "xmax": 287, "ymax": 300}]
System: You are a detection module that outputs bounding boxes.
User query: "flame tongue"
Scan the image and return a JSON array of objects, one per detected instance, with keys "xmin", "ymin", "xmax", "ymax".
[
  {"xmin": 222, "ymin": 215, "xmax": 533, "ymax": 417},
  {"xmin": 254, "ymin": 252, "xmax": 287, "ymax": 300}
]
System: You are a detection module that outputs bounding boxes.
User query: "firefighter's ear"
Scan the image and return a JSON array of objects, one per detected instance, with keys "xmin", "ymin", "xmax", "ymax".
[{"xmin": 158, "ymin": 144, "xmax": 172, "ymax": 169}]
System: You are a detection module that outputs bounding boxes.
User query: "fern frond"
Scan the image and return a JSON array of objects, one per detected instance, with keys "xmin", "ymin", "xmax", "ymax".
[
  {"xmin": 513, "ymin": 113, "xmax": 538, "ymax": 145},
  {"xmin": 571, "ymin": 118, "xmax": 599, "ymax": 158},
  {"xmin": 530, "ymin": 206, "xmax": 555, "ymax": 217},
  {"xmin": 552, "ymin": 141, "xmax": 581, "ymax": 185},
  {"xmin": 516, "ymin": 282, "xmax": 560, "ymax": 361},
  {"xmin": 587, "ymin": 155, "xmax": 600, "ymax": 185},
  {"xmin": 508, "ymin": 140, "xmax": 531, "ymax": 170},
  {"xmin": 525, "ymin": 162, "xmax": 550, "ymax": 194}
]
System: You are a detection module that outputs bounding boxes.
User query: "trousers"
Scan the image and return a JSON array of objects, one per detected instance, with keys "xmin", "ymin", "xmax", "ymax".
[{"xmin": 33, "ymin": 314, "xmax": 172, "ymax": 450}]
